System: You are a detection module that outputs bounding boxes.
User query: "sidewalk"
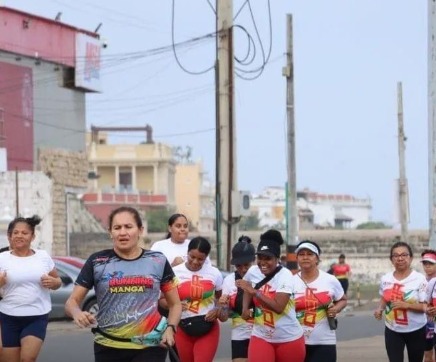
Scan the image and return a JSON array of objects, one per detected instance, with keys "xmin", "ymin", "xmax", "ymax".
[{"xmin": 337, "ymin": 336, "xmax": 390, "ymax": 362}]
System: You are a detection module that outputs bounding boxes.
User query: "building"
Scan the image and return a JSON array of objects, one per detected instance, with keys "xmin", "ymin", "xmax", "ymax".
[
  {"xmin": 0, "ymin": 6, "xmax": 101, "ymax": 254},
  {"xmin": 0, "ymin": 7, "xmax": 101, "ymax": 169},
  {"xmin": 174, "ymin": 162, "xmax": 215, "ymax": 232},
  {"xmin": 251, "ymin": 186, "xmax": 372, "ymax": 230},
  {"xmin": 83, "ymin": 126, "xmax": 176, "ymax": 227}
]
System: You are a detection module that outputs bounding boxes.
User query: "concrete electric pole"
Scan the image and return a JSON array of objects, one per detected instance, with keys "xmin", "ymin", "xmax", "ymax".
[
  {"xmin": 396, "ymin": 82, "xmax": 409, "ymax": 242},
  {"xmin": 216, "ymin": 0, "xmax": 237, "ymax": 269},
  {"xmin": 429, "ymin": 0, "xmax": 436, "ymax": 248},
  {"xmin": 283, "ymin": 14, "xmax": 298, "ymax": 270}
]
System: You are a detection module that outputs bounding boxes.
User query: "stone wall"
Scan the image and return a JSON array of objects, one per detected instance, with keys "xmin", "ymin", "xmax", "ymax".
[
  {"xmin": 38, "ymin": 149, "xmax": 88, "ymax": 255},
  {"xmin": 70, "ymin": 232, "xmax": 147, "ymax": 259},
  {"xmin": 71, "ymin": 229, "xmax": 431, "ymax": 284}
]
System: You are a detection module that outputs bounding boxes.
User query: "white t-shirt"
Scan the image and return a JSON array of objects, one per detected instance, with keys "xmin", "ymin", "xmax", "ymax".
[
  {"xmin": 292, "ymin": 270, "xmax": 344, "ymax": 345},
  {"xmin": 222, "ymin": 272, "xmax": 254, "ymax": 340},
  {"xmin": 244, "ymin": 265, "xmax": 303, "ymax": 343},
  {"xmin": 150, "ymin": 238, "xmax": 190, "ymax": 265},
  {"xmin": 151, "ymin": 238, "xmax": 211, "ymax": 266},
  {"xmin": 173, "ymin": 262, "xmax": 223, "ymax": 319},
  {"xmin": 0, "ymin": 249, "xmax": 55, "ymax": 316},
  {"xmin": 379, "ymin": 270, "xmax": 427, "ymax": 332},
  {"xmin": 426, "ymin": 276, "xmax": 436, "ymax": 304}
]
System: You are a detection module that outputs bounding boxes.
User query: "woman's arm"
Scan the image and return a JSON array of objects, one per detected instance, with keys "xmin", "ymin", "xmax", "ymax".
[
  {"xmin": 328, "ymin": 296, "xmax": 347, "ymax": 317},
  {"xmin": 65, "ymin": 285, "xmax": 96, "ymax": 328},
  {"xmin": 374, "ymin": 297, "xmax": 386, "ymax": 320},
  {"xmin": 160, "ymin": 287, "xmax": 182, "ymax": 347},
  {"xmin": 217, "ymin": 294, "xmax": 230, "ymax": 322},
  {"xmin": 391, "ymin": 300, "xmax": 427, "ymax": 313},
  {"xmin": 255, "ymin": 291, "xmax": 290, "ymax": 314},
  {"xmin": 214, "ymin": 290, "xmax": 229, "ymax": 322},
  {"xmin": 43, "ymin": 268, "xmax": 62, "ymax": 290},
  {"xmin": 236, "ymin": 279, "xmax": 289, "ymax": 314}
]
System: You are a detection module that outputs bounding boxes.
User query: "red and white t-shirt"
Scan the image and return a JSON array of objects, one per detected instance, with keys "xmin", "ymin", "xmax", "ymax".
[
  {"xmin": 173, "ymin": 262, "xmax": 223, "ymax": 319},
  {"xmin": 379, "ymin": 270, "xmax": 427, "ymax": 332},
  {"xmin": 244, "ymin": 265, "xmax": 303, "ymax": 343},
  {"xmin": 292, "ymin": 270, "xmax": 344, "ymax": 345},
  {"xmin": 222, "ymin": 272, "xmax": 253, "ymax": 341},
  {"xmin": 331, "ymin": 263, "xmax": 350, "ymax": 280}
]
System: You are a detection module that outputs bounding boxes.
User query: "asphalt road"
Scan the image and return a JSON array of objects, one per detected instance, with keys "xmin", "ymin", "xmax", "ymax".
[{"xmin": 40, "ymin": 310, "xmax": 385, "ymax": 362}]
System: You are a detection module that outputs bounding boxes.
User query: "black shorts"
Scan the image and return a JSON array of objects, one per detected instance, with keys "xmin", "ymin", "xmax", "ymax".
[
  {"xmin": 425, "ymin": 323, "xmax": 436, "ymax": 351},
  {"xmin": 305, "ymin": 344, "xmax": 337, "ymax": 362},
  {"xmin": 0, "ymin": 312, "xmax": 49, "ymax": 347},
  {"xmin": 232, "ymin": 339, "xmax": 250, "ymax": 359},
  {"xmin": 94, "ymin": 343, "xmax": 167, "ymax": 362}
]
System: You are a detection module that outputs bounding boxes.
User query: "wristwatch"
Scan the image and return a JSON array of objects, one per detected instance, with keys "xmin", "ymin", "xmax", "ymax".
[{"xmin": 166, "ymin": 324, "xmax": 177, "ymax": 333}]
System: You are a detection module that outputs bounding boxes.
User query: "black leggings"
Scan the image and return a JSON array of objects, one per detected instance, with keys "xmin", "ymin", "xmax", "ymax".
[
  {"xmin": 305, "ymin": 344, "xmax": 337, "ymax": 362},
  {"xmin": 338, "ymin": 279, "xmax": 349, "ymax": 295},
  {"xmin": 94, "ymin": 343, "xmax": 167, "ymax": 362},
  {"xmin": 385, "ymin": 326, "xmax": 426, "ymax": 362}
]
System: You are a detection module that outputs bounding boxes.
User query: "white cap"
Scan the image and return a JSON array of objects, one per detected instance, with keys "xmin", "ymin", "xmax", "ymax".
[{"xmin": 295, "ymin": 242, "xmax": 319, "ymax": 256}]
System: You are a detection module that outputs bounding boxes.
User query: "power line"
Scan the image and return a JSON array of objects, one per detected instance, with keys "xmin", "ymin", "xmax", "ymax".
[{"xmin": 171, "ymin": 0, "xmax": 216, "ymax": 75}]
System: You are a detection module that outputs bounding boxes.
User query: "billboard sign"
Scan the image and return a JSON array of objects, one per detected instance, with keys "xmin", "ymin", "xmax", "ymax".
[
  {"xmin": 75, "ymin": 33, "xmax": 102, "ymax": 92},
  {"xmin": 0, "ymin": 62, "xmax": 33, "ymax": 170}
]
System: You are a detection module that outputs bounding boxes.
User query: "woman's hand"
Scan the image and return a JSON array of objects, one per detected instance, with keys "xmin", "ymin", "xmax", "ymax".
[
  {"xmin": 171, "ymin": 257, "xmax": 184, "ymax": 267},
  {"xmin": 428, "ymin": 306, "xmax": 436, "ymax": 317},
  {"xmin": 218, "ymin": 294, "xmax": 230, "ymax": 307},
  {"xmin": 181, "ymin": 300, "xmax": 189, "ymax": 312},
  {"xmin": 0, "ymin": 271, "xmax": 7, "ymax": 287},
  {"xmin": 374, "ymin": 308, "xmax": 383, "ymax": 320},
  {"xmin": 327, "ymin": 304, "xmax": 338, "ymax": 318},
  {"xmin": 235, "ymin": 280, "xmax": 256, "ymax": 296},
  {"xmin": 241, "ymin": 308, "xmax": 252, "ymax": 321},
  {"xmin": 41, "ymin": 274, "xmax": 61, "ymax": 290},
  {"xmin": 205, "ymin": 308, "xmax": 219, "ymax": 321},
  {"xmin": 160, "ymin": 326, "xmax": 175, "ymax": 347},
  {"xmin": 71, "ymin": 308, "xmax": 96, "ymax": 328}
]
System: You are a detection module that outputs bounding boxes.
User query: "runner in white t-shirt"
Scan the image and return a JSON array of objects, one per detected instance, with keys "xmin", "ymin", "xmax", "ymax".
[
  {"xmin": 150, "ymin": 213, "xmax": 189, "ymax": 362},
  {"xmin": 420, "ymin": 249, "xmax": 436, "ymax": 362},
  {"xmin": 0, "ymin": 215, "xmax": 62, "ymax": 362},
  {"xmin": 150, "ymin": 213, "xmax": 190, "ymax": 267},
  {"xmin": 293, "ymin": 240, "xmax": 347, "ymax": 362},
  {"xmin": 374, "ymin": 241, "xmax": 427, "ymax": 362},
  {"xmin": 218, "ymin": 236, "xmax": 256, "ymax": 362},
  {"xmin": 236, "ymin": 230, "xmax": 305, "ymax": 362},
  {"xmin": 170, "ymin": 237, "xmax": 225, "ymax": 362}
]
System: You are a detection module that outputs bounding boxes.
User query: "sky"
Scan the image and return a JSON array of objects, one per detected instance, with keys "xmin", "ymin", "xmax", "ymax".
[{"xmin": 3, "ymin": 0, "xmax": 428, "ymax": 229}]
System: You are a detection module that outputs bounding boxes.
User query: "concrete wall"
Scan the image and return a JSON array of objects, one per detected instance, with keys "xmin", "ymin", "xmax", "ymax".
[{"xmin": 0, "ymin": 171, "xmax": 53, "ymax": 252}]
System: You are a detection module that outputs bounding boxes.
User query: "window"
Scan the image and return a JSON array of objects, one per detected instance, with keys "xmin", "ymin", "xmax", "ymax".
[{"xmin": 119, "ymin": 167, "xmax": 132, "ymax": 192}]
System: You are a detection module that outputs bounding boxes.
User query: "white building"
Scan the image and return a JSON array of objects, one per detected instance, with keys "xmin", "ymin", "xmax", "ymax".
[{"xmin": 251, "ymin": 187, "xmax": 372, "ymax": 229}]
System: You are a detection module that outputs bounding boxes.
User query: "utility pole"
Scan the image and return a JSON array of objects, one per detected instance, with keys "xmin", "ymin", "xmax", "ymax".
[
  {"xmin": 429, "ymin": 0, "xmax": 436, "ymax": 248},
  {"xmin": 283, "ymin": 14, "xmax": 298, "ymax": 270},
  {"xmin": 397, "ymin": 82, "xmax": 409, "ymax": 241},
  {"xmin": 216, "ymin": 0, "xmax": 237, "ymax": 269}
]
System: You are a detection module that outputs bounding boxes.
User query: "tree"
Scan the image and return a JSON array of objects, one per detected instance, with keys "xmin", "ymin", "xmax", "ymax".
[
  {"xmin": 146, "ymin": 208, "xmax": 173, "ymax": 233},
  {"xmin": 356, "ymin": 221, "xmax": 391, "ymax": 230}
]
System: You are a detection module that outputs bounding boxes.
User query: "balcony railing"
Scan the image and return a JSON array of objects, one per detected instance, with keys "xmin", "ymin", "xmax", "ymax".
[{"xmin": 83, "ymin": 191, "xmax": 167, "ymax": 205}]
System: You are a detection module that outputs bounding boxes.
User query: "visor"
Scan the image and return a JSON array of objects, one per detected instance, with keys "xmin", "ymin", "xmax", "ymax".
[
  {"xmin": 295, "ymin": 242, "xmax": 319, "ymax": 256},
  {"xmin": 421, "ymin": 253, "xmax": 436, "ymax": 264}
]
